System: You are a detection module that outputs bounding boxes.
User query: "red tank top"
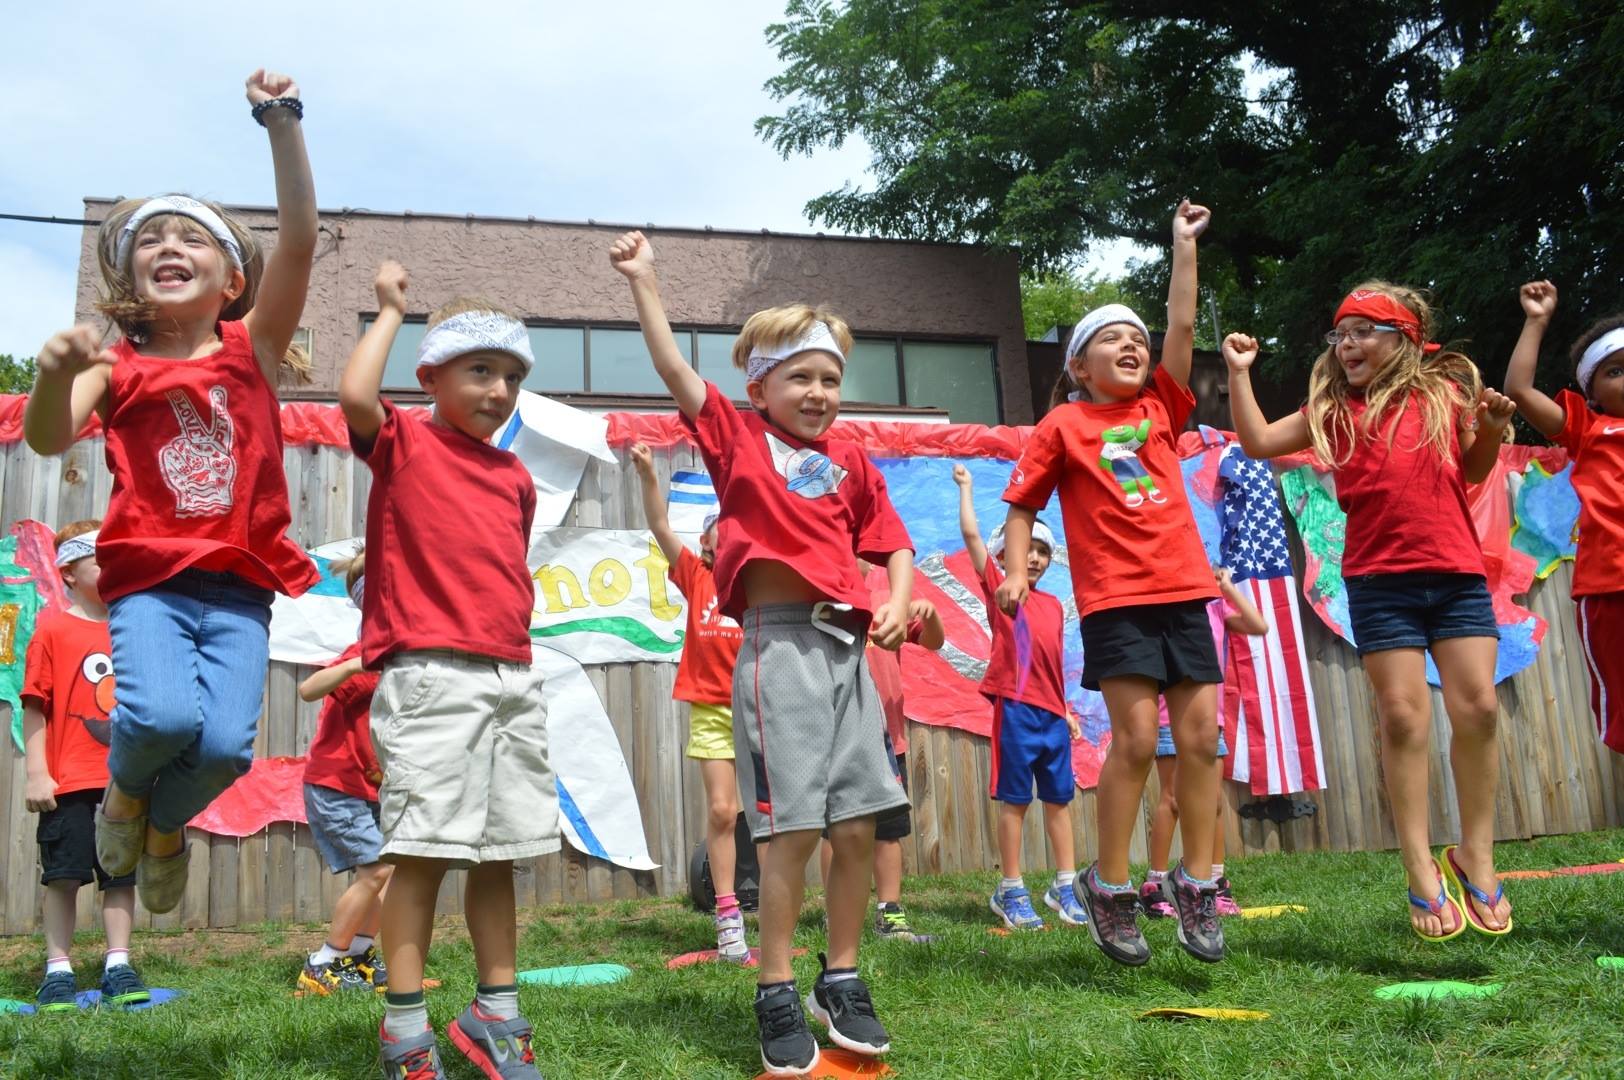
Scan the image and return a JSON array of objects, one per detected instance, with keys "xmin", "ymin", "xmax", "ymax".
[{"xmin": 97, "ymin": 320, "xmax": 318, "ymax": 602}]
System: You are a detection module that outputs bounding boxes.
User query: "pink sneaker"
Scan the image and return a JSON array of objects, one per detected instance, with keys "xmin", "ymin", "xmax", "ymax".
[
  {"xmin": 1138, "ymin": 879, "xmax": 1174, "ymax": 918},
  {"xmin": 1215, "ymin": 876, "xmax": 1242, "ymax": 916}
]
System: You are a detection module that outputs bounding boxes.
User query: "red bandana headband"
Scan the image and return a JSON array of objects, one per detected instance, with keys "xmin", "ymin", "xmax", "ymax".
[{"xmin": 1333, "ymin": 290, "xmax": 1441, "ymax": 354}]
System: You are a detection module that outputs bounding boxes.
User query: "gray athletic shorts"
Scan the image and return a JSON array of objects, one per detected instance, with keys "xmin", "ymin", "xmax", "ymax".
[{"xmin": 733, "ymin": 603, "xmax": 910, "ymax": 841}]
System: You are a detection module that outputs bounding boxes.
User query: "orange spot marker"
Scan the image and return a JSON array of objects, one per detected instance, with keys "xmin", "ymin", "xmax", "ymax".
[
  {"xmin": 667, "ymin": 947, "xmax": 807, "ymax": 971},
  {"xmin": 752, "ymin": 1047, "xmax": 892, "ymax": 1080}
]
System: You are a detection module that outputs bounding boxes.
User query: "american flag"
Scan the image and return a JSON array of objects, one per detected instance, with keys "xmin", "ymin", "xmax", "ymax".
[{"xmin": 1217, "ymin": 445, "xmax": 1326, "ymax": 796}]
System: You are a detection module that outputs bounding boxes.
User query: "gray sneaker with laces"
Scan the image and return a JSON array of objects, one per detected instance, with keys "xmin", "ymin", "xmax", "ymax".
[{"xmin": 447, "ymin": 1001, "xmax": 544, "ymax": 1079}]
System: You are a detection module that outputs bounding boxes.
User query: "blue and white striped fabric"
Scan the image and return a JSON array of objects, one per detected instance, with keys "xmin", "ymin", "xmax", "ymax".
[{"xmin": 667, "ymin": 470, "xmax": 720, "ymax": 534}]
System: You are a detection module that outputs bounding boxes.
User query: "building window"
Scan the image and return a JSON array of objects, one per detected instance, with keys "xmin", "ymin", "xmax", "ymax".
[
  {"xmin": 588, "ymin": 328, "xmax": 687, "ymax": 394},
  {"xmin": 845, "ymin": 339, "xmax": 903, "ymax": 406},
  {"xmin": 902, "ymin": 341, "xmax": 999, "ymax": 425}
]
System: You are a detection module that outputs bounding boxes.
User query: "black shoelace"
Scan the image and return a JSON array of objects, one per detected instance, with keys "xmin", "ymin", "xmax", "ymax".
[
  {"xmin": 759, "ymin": 994, "xmax": 807, "ymax": 1036},
  {"xmin": 825, "ymin": 980, "xmax": 878, "ymax": 1019}
]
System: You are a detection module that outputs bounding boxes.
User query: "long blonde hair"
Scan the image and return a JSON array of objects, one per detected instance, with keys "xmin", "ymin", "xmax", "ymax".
[{"xmin": 1305, "ymin": 281, "xmax": 1481, "ymax": 467}]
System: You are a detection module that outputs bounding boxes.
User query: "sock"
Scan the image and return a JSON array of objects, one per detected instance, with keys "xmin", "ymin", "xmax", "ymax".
[
  {"xmin": 475, "ymin": 983, "xmax": 520, "ymax": 1021},
  {"xmin": 383, "ymin": 991, "xmax": 429, "ymax": 1039},
  {"xmin": 45, "ymin": 956, "xmax": 72, "ymax": 976},
  {"xmin": 1091, "ymin": 867, "xmax": 1132, "ymax": 893},
  {"xmin": 1147, "ymin": 868, "xmax": 1168, "ymax": 883},
  {"xmin": 999, "ymin": 876, "xmax": 1023, "ymax": 892},
  {"xmin": 1054, "ymin": 870, "xmax": 1077, "ymax": 888},
  {"xmin": 715, "ymin": 892, "xmax": 740, "ymax": 918},
  {"xmin": 309, "ymin": 942, "xmax": 344, "ymax": 967},
  {"xmin": 1212, "ymin": 863, "xmax": 1225, "ymax": 879},
  {"xmin": 346, "ymin": 934, "xmax": 375, "ymax": 957},
  {"xmin": 756, "ymin": 979, "xmax": 795, "ymax": 1001},
  {"xmin": 104, "ymin": 949, "xmax": 130, "ymax": 971},
  {"xmin": 877, "ymin": 900, "xmax": 902, "ymax": 912},
  {"xmin": 819, "ymin": 966, "xmax": 860, "ymax": 987},
  {"xmin": 1177, "ymin": 863, "xmax": 1217, "ymax": 887}
]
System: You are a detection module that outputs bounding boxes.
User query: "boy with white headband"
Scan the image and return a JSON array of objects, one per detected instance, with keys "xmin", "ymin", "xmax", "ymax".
[
  {"xmin": 1504, "ymin": 281, "xmax": 1624, "ymax": 755},
  {"xmin": 612, "ymin": 231, "xmax": 913, "ymax": 1076},
  {"xmin": 341, "ymin": 261, "xmax": 558, "ymax": 1080},
  {"xmin": 23, "ymin": 520, "xmax": 149, "ymax": 1011}
]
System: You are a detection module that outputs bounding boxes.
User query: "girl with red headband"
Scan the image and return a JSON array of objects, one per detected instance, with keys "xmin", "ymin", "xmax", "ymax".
[{"xmin": 1222, "ymin": 281, "xmax": 1518, "ymax": 942}]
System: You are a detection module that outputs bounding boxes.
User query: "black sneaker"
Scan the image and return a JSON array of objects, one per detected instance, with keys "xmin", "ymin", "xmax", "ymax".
[
  {"xmin": 99, "ymin": 964, "xmax": 151, "ymax": 1008},
  {"xmin": 754, "ymin": 981, "xmax": 818, "ymax": 1076},
  {"xmin": 35, "ymin": 971, "xmax": 78, "ymax": 1014},
  {"xmin": 1080, "ymin": 862, "xmax": 1151, "ymax": 967},
  {"xmin": 1164, "ymin": 863, "xmax": 1226, "ymax": 963},
  {"xmin": 805, "ymin": 952, "xmax": 890, "ymax": 1056}
]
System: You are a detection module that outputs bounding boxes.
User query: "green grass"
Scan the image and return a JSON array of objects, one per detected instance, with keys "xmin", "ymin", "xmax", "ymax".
[{"xmin": 3, "ymin": 831, "xmax": 1624, "ymax": 1078}]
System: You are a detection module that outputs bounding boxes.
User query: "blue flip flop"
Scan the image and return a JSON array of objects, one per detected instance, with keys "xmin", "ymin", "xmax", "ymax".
[
  {"xmin": 1442, "ymin": 845, "xmax": 1512, "ymax": 936},
  {"xmin": 1408, "ymin": 856, "xmax": 1465, "ymax": 942}
]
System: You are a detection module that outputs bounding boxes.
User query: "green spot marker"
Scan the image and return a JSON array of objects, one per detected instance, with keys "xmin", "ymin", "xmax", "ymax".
[
  {"xmin": 517, "ymin": 963, "xmax": 631, "ymax": 987},
  {"xmin": 1597, "ymin": 956, "xmax": 1624, "ymax": 970},
  {"xmin": 1374, "ymin": 980, "xmax": 1502, "ymax": 1001},
  {"xmin": 0, "ymin": 998, "xmax": 32, "ymax": 1014}
]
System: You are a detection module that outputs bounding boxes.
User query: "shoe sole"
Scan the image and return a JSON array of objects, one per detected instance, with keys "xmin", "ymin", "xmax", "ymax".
[
  {"xmin": 988, "ymin": 896, "xmax": 1043, "ymax": 931},
  {"xmin": 295, "ymin": 973, "xmax": 337, "ymax": 997},
  {"xmin": 449, "ymin": 1017, "xmax": 530, "ymax": 1080},
  {"xmin": 805, "ymin": 993, "xmax": 890, "ymax": 1056},
  {"xmin": 758, "ymin": 1040, "xmax": 821, "ymax": 1077},
  {"xmin": 102, "ymin": 991, "xmax": 152, "ymax": 1007},
  {"xmin": 36, "ymin": 1002, "xmax": 78, "ymax": 1014},
  {"xmin": 1043, "ymin": 893, "xmax": 1087, "ymax": 926}
]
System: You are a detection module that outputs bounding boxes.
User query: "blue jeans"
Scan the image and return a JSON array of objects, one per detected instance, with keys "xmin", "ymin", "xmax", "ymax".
[
  {"xmin": 1344, "ymin": 572, "xmax": 1499, "ymax": 657},
  {"xmin": 106, "ymin": 570, "xmax": 273, "ymax": 834}
]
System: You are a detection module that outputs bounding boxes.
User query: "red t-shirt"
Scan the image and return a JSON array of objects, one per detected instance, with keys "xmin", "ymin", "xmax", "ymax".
[
  {"xmin": 98, "ymin": 320, "xmax": 319, "ymax": 602},
  {"xmin": 977, "ymin": 560, "xmax": 1070, "ymax": 719},
  {"xmin": 1326, "ymin": 394, "xmax": 1485, "ymax": 578},
  {"xmin": 681, "ymin": 381, "xmax": 913, "ymax": 621},
  {"xmin": 303, "ymin": 643, "xmax": 383, "ymax": 802},
  {"xmin": 21, "ymin": 611, "xmax": 116, "ymax": 796},
  {"xmin": 1554, "ymin": 390, "xmax": 1624, "ymax": 598},
  {"xmin": 669, "ymin": 547, "xmax": 742, "ymax": 705},
  {"xmin": 351, "ymin": 399, "xmax": 537, "ymax": 668},
  {"xmin": 1002, "ymin": 365, "xmax": 1215, "ymax": 617}
]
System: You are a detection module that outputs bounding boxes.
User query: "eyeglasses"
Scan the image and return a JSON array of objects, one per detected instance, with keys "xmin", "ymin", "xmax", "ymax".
[{"xmin": 1324, "ymin": 324, "xmax": 1399, "ymax": 346}]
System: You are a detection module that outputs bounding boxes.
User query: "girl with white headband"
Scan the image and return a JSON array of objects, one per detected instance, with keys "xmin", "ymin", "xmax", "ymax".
[
  {"xmin": 22, "ymin": 70, "xmax": 320, "ymax": 918},
  {"xmin": 1504, "ymin": 280, "xmax": 1624, "ymax": 760}
]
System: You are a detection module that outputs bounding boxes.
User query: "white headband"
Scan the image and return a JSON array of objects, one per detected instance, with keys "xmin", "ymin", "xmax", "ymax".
[
  {"xmin": 987, "ymin": 520, "xmax": 1057, "ymax": 558},
  {"xmin": 701, "ymin": 513, "xmax": 719, "ymax": 534},
  {"xmin": 55, "ymin": 531, "xmax": 97, "ymax": 568},
  {"xmin": 115, "ymin": 196, "xmax": 244, "ymax": 270},
  {"xmin": 1065, "ymin": 303, "xmax": 1150, "ymax": 363},
  {"xmin": 1578, "ymin": 328, "xmax": 1624, "ymax": 396},
  {"xmin": 417, "ymin": 311, "xmax": 535, "ymax": 375},
  {"xmin": 745, "ymin": 322, "xmax": 846, "ymax": 382}
]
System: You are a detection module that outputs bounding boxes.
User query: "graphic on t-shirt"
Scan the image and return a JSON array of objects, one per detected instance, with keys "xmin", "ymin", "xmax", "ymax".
[
  {"xmin": 160, "ymin": 385, "xmax": 236, "ymax": 517},
  {"xmin": 73, "ymin": 650, "xmax": 115, "ymax": 747},
  {"xmin": 765, "ymin": 431, "xmax": 847, "ymax": 500},
  {"xmin": 698, "ymin": 595, "xmax": 740, "ymax": 631},
  {"xmin": 1098, "ymin": 420, "xmax": 1165, "ymax": 508}
]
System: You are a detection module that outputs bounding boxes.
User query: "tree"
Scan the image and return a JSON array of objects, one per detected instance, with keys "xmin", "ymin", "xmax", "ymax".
[
  {"xmin": 1019, "ymin": 270, "xmax": 1146, "ymax": 341},
  {"xmin": 760, "ymin": 1, "xmax": 1623, "ymax": 390},
  {"xmin": 0, "ymin": 354, "xmax": 36, "ymax": 395}
]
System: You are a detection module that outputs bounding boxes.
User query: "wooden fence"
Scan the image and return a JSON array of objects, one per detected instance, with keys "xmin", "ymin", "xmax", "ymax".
[{"xmin": 0, "ymin": 429, "xmax": 1618, "ymax": 935}]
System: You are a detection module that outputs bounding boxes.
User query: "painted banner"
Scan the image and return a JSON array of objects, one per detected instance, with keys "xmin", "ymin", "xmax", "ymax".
[
  {"xmin": 528, "ymin": 528, "xmax": 687, "ymax": 663},
  {"xmin": 1510, "ymin": 460, "xmax": 1580, "ymax": 579}
]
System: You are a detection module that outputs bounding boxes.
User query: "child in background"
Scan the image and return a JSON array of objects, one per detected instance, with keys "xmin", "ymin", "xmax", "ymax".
[
  {"xmin": 1503, "ymin": 281, "xmax": 1624, "ymax": 755},
  {"xmin": 1141, "ymin": 567, "xmax": 1267, "ymax": 919},
  {"xmin": 296, "ymin": 549, "xmax": 392, "ymax": 995},
  {"xmin": 23, "ymin": 522, "xmax": 148, "ymax": 1011},
  {"xmin": 629, "ymin": 442, "xmax": 752, "ymax": 962},
  {"xmin": 24, "ymin": 70, "xmax": 320, "ymax": 916},
  {"xmin": 342, "ymin": 261, "xmax": 558, "ymax": 1080},
  {"xmin": 1224, "ymin": 282, "xmax": 1516, "ymax": 940},
  {"xmin": 997, "ymin": 201, "xmax": 1226, "ymax": 966},
  {"xmin": 953, "ymin": 465, "xmax": 1085, "ymax": 932},
  {"xmin": 613, "ymin": 230, "xmax": 913, "ymax": 1077}
]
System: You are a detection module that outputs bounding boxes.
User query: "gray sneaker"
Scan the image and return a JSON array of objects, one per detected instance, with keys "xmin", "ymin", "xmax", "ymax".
[
  {"xmin": 379, "ymin": 1022, "xmax": 446, "ymax": 1080},
  {"xmin": 95, "ymin": 802, "xmax": 145, "ymax": 879},
  {"xmin": 1164, "ymin": 863, "xmax": 1225, "ymax": 963},
  {"xmin": 447, "ymin": 1002, "xmax": 544, "ymax": 1078},
  {"xmin": 136, "ymin": 845, "xmax": 190, "ymax": 915},
  {"xmin": 1080, "ymin": 862, "xmax": 1150, "ymax": 967}
]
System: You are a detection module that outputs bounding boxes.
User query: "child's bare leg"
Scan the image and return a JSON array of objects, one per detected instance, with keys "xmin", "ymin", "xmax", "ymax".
[
  {"xmin": 329, "ymin": 863, "xmax": 392, "ymax": 949},
  {"xmin": 873, "ymin": 840, "xmax": 903, "ymax": 904},
  {"xmin": 465, "ymin": 861, "xmax": 517, "ymax": 987},
  {"xmin": 101, "ymin": 886, "xmax": 135, "ymax": 953},
  {"xmin": 42, "ymin": 881, "xmax": 78, "ymax": 962},
  {"xmin": 1212, "ymin": 796, "xmax": 1227, "ymax": 870},
  {"xmin": 757, "ymin": 828, "xmax": 820, "ymax": 984},
  {"xmin": 819, "ymin": 838, "xmax": 833, "ymax": 887},
  {"xmin": 380, "ymin": 856, "xmax": 447, "ymax": 994},
  {"xmin": 1039, "ymin": 801, "xmax": 1075, "ymax": 874},
  {"xmin": 1165, "ymin": 680, "xmax": 1219, "ymax": 881},
  {"xmin": 824, "ymin": 817, "xmax": 875, "ymax": 970},
  {"xmin": 1432, "ymin": 635, "xmax": 1509, "ymax": 929},
  {"xmin": 1095, "ymin": 676, "xmax": 1160, "ymax": 884},
  {"xmin": 1148, "ymin": 756, "xmax": 1179, "ymax": 873},
  {"xmin": 996, "ymin": 803, "xmax": 1027, "ymax": 879},
  {"xmin": 699, "ymin": 759, "xmax": 741, "ymax": 898}
]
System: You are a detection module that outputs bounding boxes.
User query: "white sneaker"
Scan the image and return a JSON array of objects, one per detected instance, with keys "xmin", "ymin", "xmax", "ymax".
[{"xmin": 716, "ymin": 910, "xmax": 751, "ymax": 963}]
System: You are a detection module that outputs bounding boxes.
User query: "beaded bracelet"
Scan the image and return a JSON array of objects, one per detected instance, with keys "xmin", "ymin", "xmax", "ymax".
[{"xmin": 252, "ymin": 97, "xmax": 304, "ymax": 126}]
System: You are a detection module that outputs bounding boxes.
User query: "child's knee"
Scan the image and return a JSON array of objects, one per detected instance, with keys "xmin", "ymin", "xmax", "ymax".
[
  {"xmin": 1446, "ymin": 684, "xmax": 1499, "ymax": 733},
  {"xmin": 706, "ymin": 793, "xmax": 740, "ymax": 831}
]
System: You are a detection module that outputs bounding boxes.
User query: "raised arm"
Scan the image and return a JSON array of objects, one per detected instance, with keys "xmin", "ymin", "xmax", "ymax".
[
  {"xmin": 1503, "ymin": 280, "xmax": 1566, "ymax": 439},
  {"xmin": 952, "ymin": 464, "xmax": 990, "ymax": 575},
  {"xmin": 993, "ymin": 506, "xmax": 1037, "ymax": 615},
  {"xmin": 609, "ymin": 231, "xmax": 706, "ymax": 419},
  {"xmin": 298, "ymin": 655, "xmax": 365, "ymax": 702},
  {"xmin": 24, "ymin": 327, "xmax": 114, "ymax": 456},
  {"xmin": 1461, "ymin": 388, "xmax": 1517, "ymax": 485},
  {"xmin": 339, "ymin": 262, "xmax": 406, "ymax": 442},
  {"xmin": 1159, "ymin": 199, "xmax": 1210, "ymax": 390},
  {"xmin": 629, "ymin": 442, "xmax": 685, "ymax": 565},
  {"xmin": 1215, "ymin": 567, "xmax": 1269, "ymax": 636},
  {"xmin": 1223, "ymin": 333, "xmax": 1312, "ymax": 459},
  {"xmin": 240, "ymin": 70, "xmax": 317, "ymax": 387}
]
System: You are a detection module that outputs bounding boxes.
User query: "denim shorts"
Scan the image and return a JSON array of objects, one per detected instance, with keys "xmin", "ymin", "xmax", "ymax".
[
  {"xmin": 1155, "ymin": 723, "xmax": 1229, "ymax": 759},
  {"xmin": 1344, "ymin": 572, "xmax": 1499, "ymax": 656},
  {"xmin": 303, "ymin": 783, "xmax": 384, "ymax": 873}
]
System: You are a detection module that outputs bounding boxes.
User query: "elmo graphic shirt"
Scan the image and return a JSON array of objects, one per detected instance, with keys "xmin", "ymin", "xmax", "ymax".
[{"xmin": 21, "ymin": 611, "xmax": 116, "ymax": 796}]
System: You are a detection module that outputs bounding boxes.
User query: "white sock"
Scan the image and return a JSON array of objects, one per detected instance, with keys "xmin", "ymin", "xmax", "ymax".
[
  {"xmin": 1147, "ymin": 868, "xmax": 1168, "ymax": 882},
  {"xmin": 476, "ymin": 984, "xmax": 520, "ymax": 1021},
  {"xmin": 820, "ymin": 967, "xmax": 860, "ymax": 986},
  {"xmin": 104, "ymin": 949, "xmax": 130, "ymax": 971},
  {"xmin": 346, "ymin": 934, "xmax": 374, "ymax": 957},
  {"xmin": 383, "ymin": 995, "xmax": 430, "ymax": 1039},
  {"xmin": 1054, "ymin": 870, "xmax": 1076, "ymax": 888},
  {"xmin": 1212, "ymin": 863, "xmax": 1225, "ymax": 879},
  {"xmin": 45, "ymin": 956, "xmax": 72, "ymax": 976},
  {"xmin": 1000, "ymin": 876, "xmax": 1023, "ymax": 892},
  {"xmin": 309, "ymin": 942, "xmax": 344, "ymax": 967}
]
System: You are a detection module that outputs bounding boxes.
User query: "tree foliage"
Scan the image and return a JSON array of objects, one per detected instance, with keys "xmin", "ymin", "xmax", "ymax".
[
  {"xmin": 1019, "ymin": 271, "xmax": 1148, "ymax": 341},
  {"xmin": 760, "ymin": 1, "xmax": 1623, "ymax": 388},
  {"xmin": 0, "ymin": 354, "xmax": 36, "ymax": 395}
]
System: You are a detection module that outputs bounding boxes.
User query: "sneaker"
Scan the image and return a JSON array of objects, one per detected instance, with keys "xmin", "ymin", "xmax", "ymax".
[
  {"xmin": 1043, "ymin": 880, "xmax": 1089, "ymax": 926},
  {"xmin": 356, "ymin": 944, "xmax": 390, "ymax": 989},
  {"xmin": 989, "ymin": 883, "xmax": 1045, "ymax": 930},
  {"xmin": 872, "ymin": 902, "xmax": 919, "ymax": 940},
  {"xmin": 34, "ymin": 971, "xmax": 78, "ymax": 1014},
  {"xmin": 806, "ymin": 953, "xmax": 890, "ymax": 1056},
  {"xmin": 716, "ymin": 910, "xmax": 751, "ymax": 963},
  {"xmin": 1164, "ymin": 863, "xmax": 1226, "ymax": 963},
  {"xmin": 95, "ymin": 803, "xmax": 145, "ymax": 879},
  {"xmin": 1214, "ymin": 876, "xmax": 1242, "ymax": 917},
  {"xmin": 299, "ymin": 955, "xmax": 373, "ymax": 996},
  {"xmin": 1138, "ymin": 879, "xmax": 1175, "ymax": 919},
  {"xmin": 100, "ymin": 964, "xmax": 150, "ymax": 1007},
  {"xmin": 1080, "ymin": 863, "xmax": 1150, "ymax": 966},
  {"xmin": 447, "ymin": 1002, "xmax": 543, "ymax": 1079},
  {"xmin": 755, "ymin": 981, "xmax": 819, "ymax": 1076},
  {"xmin": 379, "ymin": 1022, "xmax": 446, "ymax": 1080},
  {"xmin": 136, "ymin": 845, "xmax": 190, "ymax": 915}
]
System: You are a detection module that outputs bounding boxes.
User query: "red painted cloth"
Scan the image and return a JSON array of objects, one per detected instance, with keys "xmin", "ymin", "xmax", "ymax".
[
  {"xmin": 301, "ymin": 643, "xmax": 383, "ymax": 801},
  {"xmin": 668, "ymin": 548, "xmax": 741, "ymax": 706},
  {"xmin": 96, "ymin": 321, "xmax": 318, "ymax": 602},
  {"xmin": 187, "ymin": 756, "xmax": 308, "ymax": 837},
  {"xmin": 21, "ymin": 612, "xmax": 116, "ymax": 796},
  {"xmin": 680, "ymin": 380, "xmax": 912, "ymax": 622},
  {"xmin": 1552, "ymin": 390, "xmax": 1624, "ymax": 598},
  {"xmin": 1002, "ymin": 365, "xmax": 1215, "ymax": 618},
  {"xmin": 977, "ymin": 560, "xmax": 1068, "ymax": 719},
  {"xmin": 351, "ymin": 399, "xmax": 537, "ymax": 668}
]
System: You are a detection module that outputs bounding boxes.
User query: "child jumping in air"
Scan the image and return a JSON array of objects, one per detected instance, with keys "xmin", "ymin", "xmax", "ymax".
[
  {"xmin": 630, "ymin": 442, "xmax": 752, "ymax": 962},
  {"xmin": 1224, "ymin": 282, "xmax": 1517, "ymax": 940},
  {"xmin": 613, "ymin": 230, "xmax": 913, "ymax": 1077},
  {"xmin": 342, "ymin": 262, "xmax": 558, "ymax": 1079},
  {"xmin": 953, "ymin": 464, "xmax": 1086, "ymax": 932},
  {"xmin": 24, "ymin": 70, "xmax": 320, "ymax": 916},
  {"xmin": 23, "ymin": 522, "xmax": 149, "ymax": 1011},
  {"xmin": 1503, "ymin": 281, "xmax": 1624, "ymax": 756},
  {"xmin": 296, "ymin": 549, "xmax": 392, "ymax": 995},
  {"xmin": 998, "ymin": 201, "xmax": 1226, "ymax": 966}
]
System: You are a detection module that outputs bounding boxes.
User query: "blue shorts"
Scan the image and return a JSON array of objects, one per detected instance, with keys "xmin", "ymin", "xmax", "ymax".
[
  {"xmin": 1344, "ymin": 572, "xmax": 1499, "ymax": 656},
  {"xmin": 989, "ymin": 698, "xmax": 1074, "ymax": 805},
  {"xmin": 304, "ymin": 783, "xmax": 384, "ymax": 873},
  {"xmin": 1154, "ymin": 724, "xmax": 1229, "ymax": 758}
]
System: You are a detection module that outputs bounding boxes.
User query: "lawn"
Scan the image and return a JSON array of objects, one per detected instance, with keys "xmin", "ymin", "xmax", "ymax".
[{"xmin": 2, "ymin": 830, "xmax": 1622, "ymax": 1079}]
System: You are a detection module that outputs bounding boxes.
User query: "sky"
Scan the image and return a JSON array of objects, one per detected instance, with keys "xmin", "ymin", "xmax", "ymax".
[{"xmin": 0, "ymin": 1, "xmax": 1141, "ymax": 360}]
